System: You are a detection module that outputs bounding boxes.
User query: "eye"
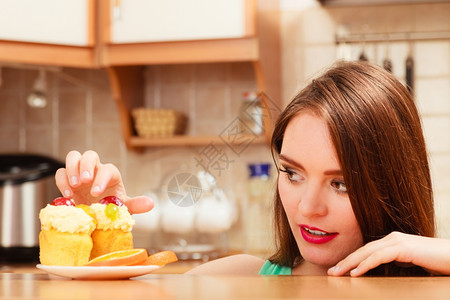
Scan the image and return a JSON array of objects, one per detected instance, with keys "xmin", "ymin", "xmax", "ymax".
[
  {"xmin": 279, "ymin": 167, "xmax": 302, "ymax": 183},
  {"xmin": 331, "ymin": 180, "xmax": 347, "ymax": 194}
]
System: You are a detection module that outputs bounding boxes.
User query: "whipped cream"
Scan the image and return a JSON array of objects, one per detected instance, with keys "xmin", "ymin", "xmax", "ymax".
[
  {"xmin": 90, "ymin": 203, "xmax": 134, "ymax": 232},
  {"xmin": 39, "ymin": 204, "xmax": 96, "ymax": 234}
]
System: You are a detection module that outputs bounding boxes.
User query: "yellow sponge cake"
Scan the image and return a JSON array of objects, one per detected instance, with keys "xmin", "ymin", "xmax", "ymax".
[
  {"xmin": 39, "ymin": 198, "xmax": 96, "ymax": 266},
  {"xmin": 90, "ymin": 198, "xmax": 135, "ymax": 259}
]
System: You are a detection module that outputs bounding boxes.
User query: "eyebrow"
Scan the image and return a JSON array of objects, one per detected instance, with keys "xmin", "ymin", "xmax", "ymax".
[{"xmin": 279, "ymin": 154, "xmax": 343, "ymax": 176}]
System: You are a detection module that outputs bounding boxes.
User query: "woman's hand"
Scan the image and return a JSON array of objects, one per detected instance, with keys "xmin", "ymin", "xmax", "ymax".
[
  {"xmin": 54, "ymin": 150, "xmax": 153, "ymax": 214},
  {"xmin": 328, "ymin": 231, "xmax": 450, "ymax": 276}
]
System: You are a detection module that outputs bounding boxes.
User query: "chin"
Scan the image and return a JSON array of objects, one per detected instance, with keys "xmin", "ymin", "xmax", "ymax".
[
  {"xmin": 303, "ymin": 254, "xmax": 338, "ymax": 269},
  {"xmin": 299, "ymin": 244, "xmax": 343, "ymax": 269}
]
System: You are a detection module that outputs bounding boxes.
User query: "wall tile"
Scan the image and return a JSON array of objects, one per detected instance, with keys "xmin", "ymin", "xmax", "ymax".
[
  {"xmin": 195, "ymin": 86, "xmax": 228, "ymax": 135},
  {"xmin": 415, "ymin": 41, "xmax": 450, "ymax": 77},
  {"xmin": 25, "ymin": 127, "xmax": 54, "ymax": 155},
  {"xmin": 429, "ymin": 153, "xmax": 450, "ymax": 193},
  {"xmin": 416, "ymin": 77, "xmax": 450, "ymax": 115},
  {"xmin": 422, "ymin": 116, "xmax": 450, "ymax": 153},
  {"xmin": 412, "ymin": 3, "xmax": 450, "ymax": 32},
  {"xmin": 0, "ymin": 92, "xmax": 21, "ymax": 127},
  {"xmin": 58, "ymin": 126, "xmax": 88, "ymax": 159},
  {"xmin": 160, "ymin": 64, "xmax": 193, "ymax": 85},
  {"xmin": 302, "ymin": 45, "xmax": 337, "ymax": 80},
  {"xmin": 59, "ymin": 90, "xmax": 87, "ymax": 125},
  {"xmin": 92, "ymin": 91, "xmax": 120, "ymax": 124},
  {"xmin": 301, "ymin": 8, "xmax": 335, "ymax": 44},
  {"xmin": 230, "ymin": 62, "xmax": 257, "ymax": 83},
  {"xmin": 435, "ymin": 194, "xmax": 450, "ymax": 238},
  {"xmin": 195, "ymin": 63, "xmax": 228, "ymax": 84},
  {"xmin": 0, "ymin": 129, "xmax": 20, "ymax": 153},
  {"xmin": 281, "ymin": 11, "xmax": 304, "ymax": 48},
  {"xmin": 159, "ymin": 85, "xmax": 191, "ymax": 112},
  {"xmin": 91, "ymin": 124, "xmax": 122, "ymax": 164},
  {"xmin": 328, "ymin": 5, "xmax": 414, "ymax": 35},
  {"xmin": 0, "ymin": 68, "xmax": 24, "ymax": 92}
]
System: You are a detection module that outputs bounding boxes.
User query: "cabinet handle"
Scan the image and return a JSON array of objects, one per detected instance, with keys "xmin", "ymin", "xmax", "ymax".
[{"xmin": 113, "ymin": 0, "xmax": 122, "ymax": 20}]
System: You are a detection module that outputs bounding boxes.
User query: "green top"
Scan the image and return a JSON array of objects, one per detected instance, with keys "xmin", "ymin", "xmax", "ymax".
[{"xmin": 258, "ymin": 260, "xmax": 292, "ymax": 275}]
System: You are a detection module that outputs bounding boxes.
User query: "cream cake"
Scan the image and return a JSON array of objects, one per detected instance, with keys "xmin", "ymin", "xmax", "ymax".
[
  {"xmin": 89, "ymin": 202, "xmax": 135, "ymax": 259},
  {"xmin": 39, "ymin": 201, "xmax": 96, "ymax": 266}
]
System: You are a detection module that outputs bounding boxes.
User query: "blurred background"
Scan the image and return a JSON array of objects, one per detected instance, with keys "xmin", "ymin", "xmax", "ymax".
[{"xmin": 0, "ymin": 0, "xmax": 449, "ymax": 262}]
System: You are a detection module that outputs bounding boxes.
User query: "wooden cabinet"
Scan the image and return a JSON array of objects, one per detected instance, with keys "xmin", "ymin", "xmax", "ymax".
[
  {"xmin": 0, "ymin": 0, "xmax": 280, "ymax": 150},
  {"xmin": 108, "ymin": 0, "xmax": 252, "ymax": 43},
  {"xmin": 102, "ymin": 0, "xmax": 280, "ymax": 150},
  {"xmin": 99, "ymin": 0, "xmax": 258, "ymax": 66},
  {"xmin": 0, "ymin": 0, "xmax": 96, "ymax": 67}
]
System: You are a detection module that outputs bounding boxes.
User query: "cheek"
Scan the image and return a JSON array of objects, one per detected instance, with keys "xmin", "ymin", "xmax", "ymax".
[
  {"xmin": 336, "ymin": 201, "xmax": 363, "ymax": 244},
  {"xmin": 278, "ymin": 178, "xmax": 297, "ymax": 216}
]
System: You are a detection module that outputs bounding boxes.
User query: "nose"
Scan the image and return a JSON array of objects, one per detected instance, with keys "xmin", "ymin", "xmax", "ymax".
[{"xmin": 298, "ymin": 181, "xmax": 328, "ymax": 217}]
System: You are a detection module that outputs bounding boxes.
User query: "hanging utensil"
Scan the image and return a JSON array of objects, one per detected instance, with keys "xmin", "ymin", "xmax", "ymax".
[
  {"xmin": 359, "ymin": 41, "xmax": 368, "ymax": 61},
  {"xmin": 383, "ymin": 40, "xmax": 393, "ymax": 73},
  {"xmin": 405, "ymin": 41, "xmax": 414, "ymax": 95}
]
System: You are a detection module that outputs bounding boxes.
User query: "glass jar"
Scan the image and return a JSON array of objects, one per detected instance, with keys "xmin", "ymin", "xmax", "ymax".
[{"xmin": 238, "ymin": 92, "xmax": 263, "ymax": 135}]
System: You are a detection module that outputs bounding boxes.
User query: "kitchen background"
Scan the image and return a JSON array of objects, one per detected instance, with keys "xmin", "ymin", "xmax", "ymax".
[{"xmin": 1, "ymin": 0, "xmax": 450, "ymax": 259}]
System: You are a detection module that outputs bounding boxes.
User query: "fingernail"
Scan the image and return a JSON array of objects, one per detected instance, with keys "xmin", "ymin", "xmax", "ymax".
[
  {"xmin": 70, "ymin": 176, "xmax": 78, "ymax": 185},
  {"xmin": 81, "ymin": 171, "xmax": 91, "ymax": 180},
  {"xmin": 350, "ymin": 268, "xmax": 358, "ymax": 276},
  {"xmin": 91, "ymin": 185, "xmax": 102, "ymax": 195},
  {"xmin": 64, "ymin": 190, "xmax": 71, "ymax": 197},
  {"xmin": 328, "ymin": 266, "xmax": 339, "ymax": 275}
]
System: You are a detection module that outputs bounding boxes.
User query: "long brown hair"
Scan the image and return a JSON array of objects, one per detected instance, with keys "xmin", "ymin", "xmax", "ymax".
[{"xmin": 270, "ymin": 61, "xmax": 435, "ymax": 276}]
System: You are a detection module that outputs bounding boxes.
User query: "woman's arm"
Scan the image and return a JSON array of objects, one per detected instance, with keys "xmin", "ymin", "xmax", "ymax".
[
  {"xmin": 186, "ymin": 254, "xmax": 265, "ymax": 275},
  {"xmin": 54, "ymin": 150, "xmax": 153, "ymax": 214},
  {"xmin": 328, "ymin": 231, "xmax": 450, "ymax": 276}
]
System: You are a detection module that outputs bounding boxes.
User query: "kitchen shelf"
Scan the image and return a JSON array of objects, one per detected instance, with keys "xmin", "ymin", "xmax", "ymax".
[
  {"xmin": 128, "ymin": 135, "xmax": 267, "ymax": 148},
  {"xmin": 107, "ymin": 62, "xmax": 275, "ymax": 150}
]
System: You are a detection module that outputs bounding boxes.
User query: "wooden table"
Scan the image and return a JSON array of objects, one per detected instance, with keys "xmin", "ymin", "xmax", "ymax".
[{"xmin": 2, "ymin": 270, "xmax": 450, "ymax": 300}]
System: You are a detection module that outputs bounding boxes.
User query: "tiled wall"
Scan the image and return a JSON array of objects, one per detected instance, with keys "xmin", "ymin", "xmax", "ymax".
[
  {"xmin": 281, "ymin": 1, "xmax": 450, "ymax": 237},
  {"xmin": 1, "ymin": 1, "xmax": 450, "ymax": 253}
]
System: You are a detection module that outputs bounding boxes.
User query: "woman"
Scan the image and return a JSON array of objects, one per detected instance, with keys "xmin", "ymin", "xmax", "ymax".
[{"xmin": 55, "ymin": 61, "xmax": 450, "ymax": 276}]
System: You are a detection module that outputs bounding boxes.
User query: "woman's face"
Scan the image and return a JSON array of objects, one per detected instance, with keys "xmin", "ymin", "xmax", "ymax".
[{"xmin": 278, "ymin": 112, "xmax": 363, "ymax": 273}]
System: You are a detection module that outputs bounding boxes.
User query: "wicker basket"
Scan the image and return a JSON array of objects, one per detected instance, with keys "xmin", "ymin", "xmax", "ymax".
[{"xmin": 132, "ymin": 108, "xmax": 187, "ymax": 138}]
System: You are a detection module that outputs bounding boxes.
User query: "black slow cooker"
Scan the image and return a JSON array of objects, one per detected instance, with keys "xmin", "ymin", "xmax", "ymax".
[{"xmin": 0, "ymin": 154, "xmax": 64, "ymax": 263}]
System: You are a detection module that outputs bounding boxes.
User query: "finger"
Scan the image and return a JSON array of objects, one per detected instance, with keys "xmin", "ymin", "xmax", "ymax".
[
  {"xmin": 79, "ymin": 150, "xmax": 100, "ymax": 183},
  {"xmin": 328, "ymin": 248, "xmax": 371, "ymax": 276},
  {"xmin": 349, "ymin": 246, "xmax": 401, "ymax": 277},
  {"xmin": 65, "ymin": 150, "xmax": 82, "ymax": 187},
  {"xmin": 55, "ymin": 168, "xmax": 72, "ymax": 198},
  {"xmin": 90, "ymin": 163, "xmax": 122, "ymax": 197},
  {"xmin": 328, "ymin": 239, "xmax": 392, "ymax": 276},
  {"xmin": 124, "ymin": 196, "xmax": 154, "ymax": 214}
]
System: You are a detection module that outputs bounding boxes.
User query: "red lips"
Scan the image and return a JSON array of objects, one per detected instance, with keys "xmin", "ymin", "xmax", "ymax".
[{"xmin": 300, "ymin": 224, "xmax": 338, "ymax": 244}]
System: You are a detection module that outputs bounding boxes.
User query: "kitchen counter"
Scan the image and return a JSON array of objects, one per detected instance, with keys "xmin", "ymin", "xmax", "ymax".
[{"xmin": 2, "ymin": 269, "xmax": 450, "ymax": 299}]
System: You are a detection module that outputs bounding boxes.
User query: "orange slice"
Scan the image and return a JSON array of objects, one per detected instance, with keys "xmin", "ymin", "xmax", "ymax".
[
  {"xmin": 84, "ymin": 249, "xmax": 148, "ymax": 266},
  {"xmin": 137, "ymin": 251, "xmax": 178, "ymax": 266}
]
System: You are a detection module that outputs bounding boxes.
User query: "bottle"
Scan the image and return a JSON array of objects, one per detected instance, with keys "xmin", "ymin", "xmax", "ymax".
[
  {"xmin": 238, "ymin": 92, "xmax": 263, "ymax": 135},
  {"xmin": 245, "ymin": 163, "xmax": 274, "ymax": 255},
  {"xmin": 248, "ymin": 163, "xmax": 271, "ymax": 204}
]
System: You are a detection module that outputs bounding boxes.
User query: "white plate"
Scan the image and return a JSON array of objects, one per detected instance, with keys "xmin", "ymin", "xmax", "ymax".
[{"xmin": 36, "ymin": 264, "xmax": 161, "ymax": 280}]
